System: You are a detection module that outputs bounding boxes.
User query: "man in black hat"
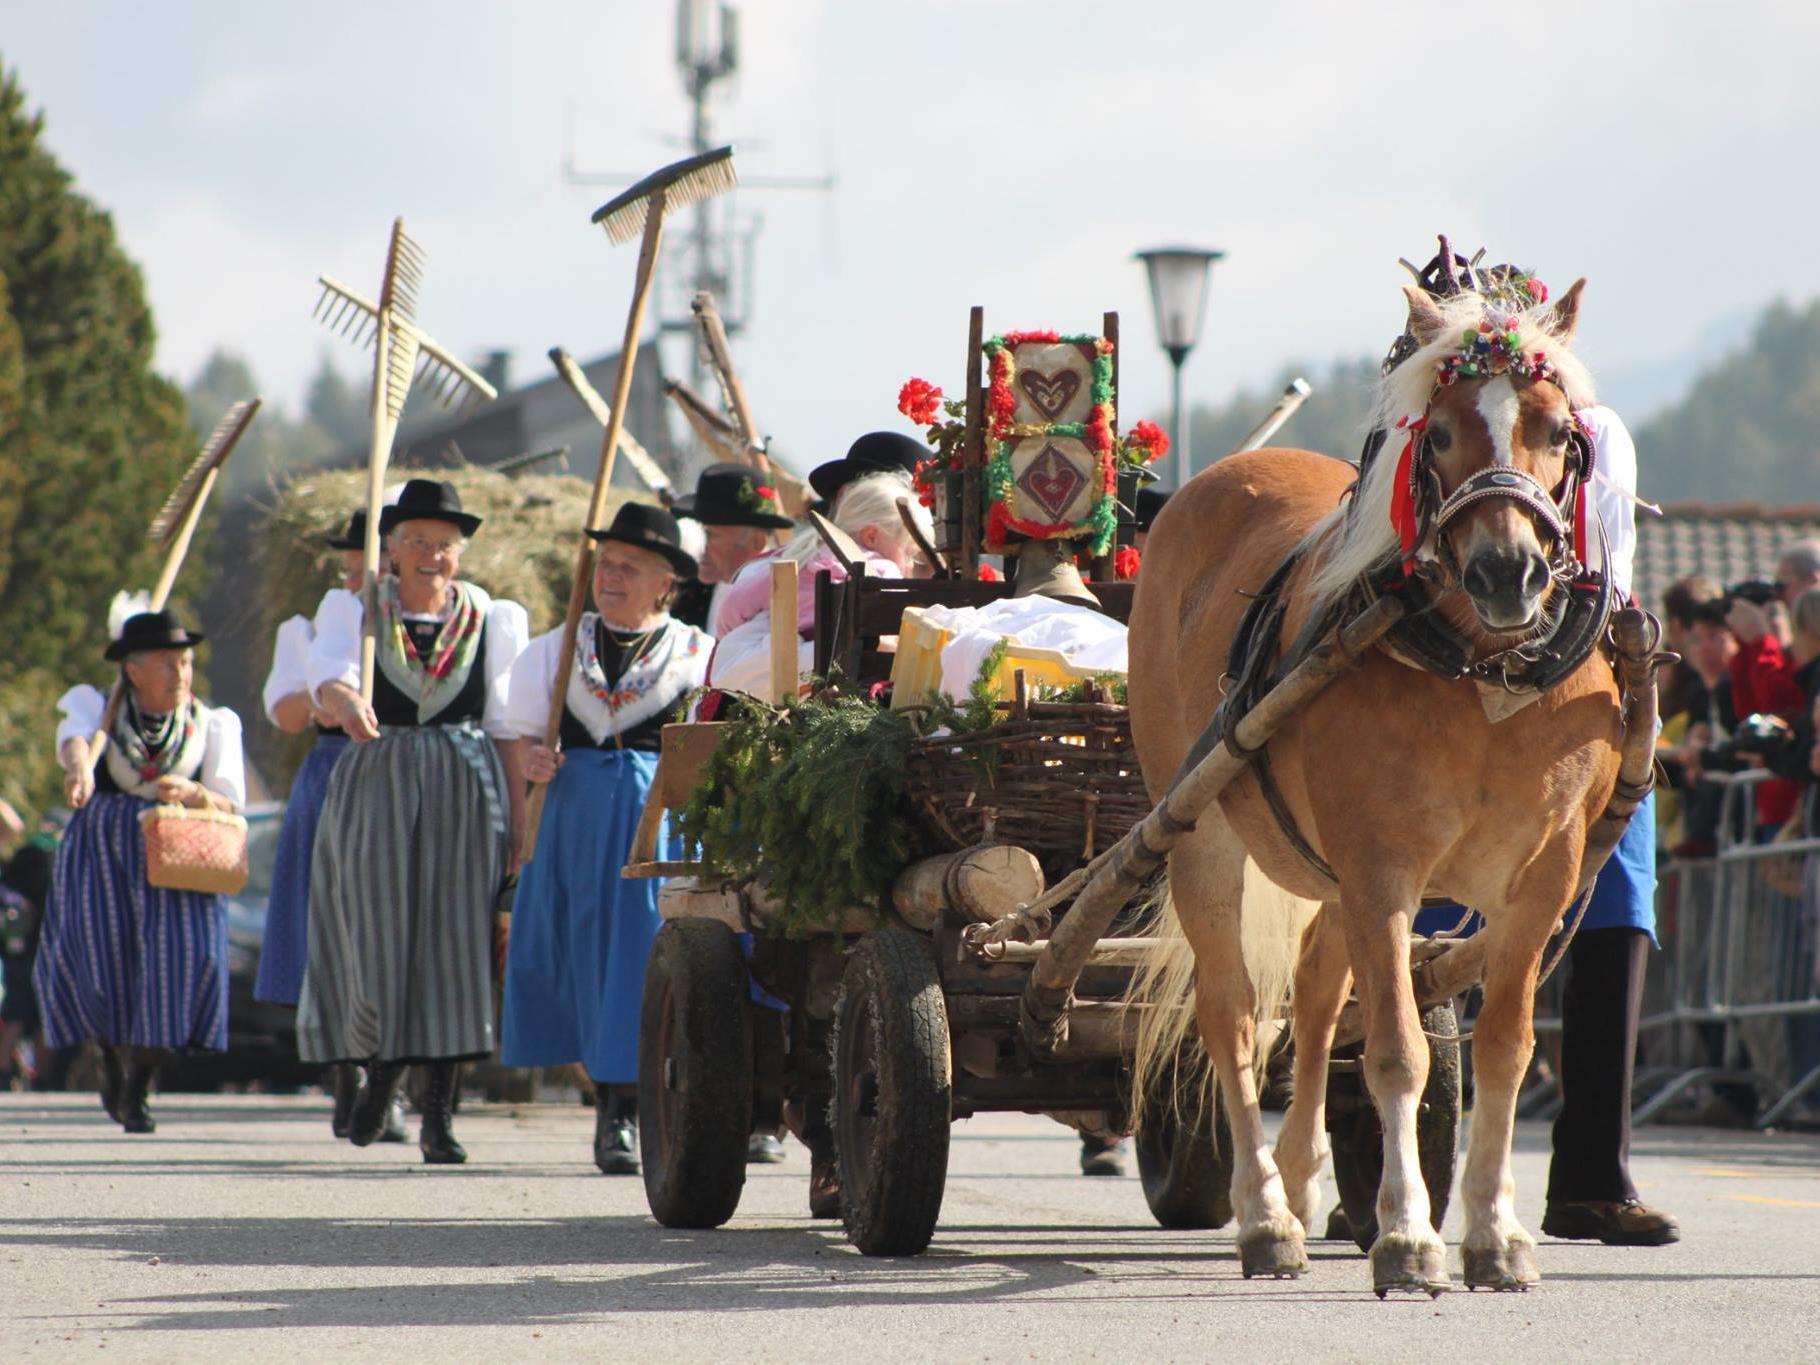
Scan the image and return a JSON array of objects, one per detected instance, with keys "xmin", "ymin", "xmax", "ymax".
[{"xmin": 670, "ymin": 463, "xmax": 795, "ymax": 634}]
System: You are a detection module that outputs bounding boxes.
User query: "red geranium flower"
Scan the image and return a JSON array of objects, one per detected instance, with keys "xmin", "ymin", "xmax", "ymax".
[
  {"xmin": 1115, "ymin": 545, "xmax": 1142, "ymax": 580},
  {"xmin": 1129, "ymin": 419, "xmax": 1170, "ymax": 462},
  {"xmin": 755, "ymin": 485, "xmax": 776, "ymax": 501},
  {"xmin": 1525, "ymin": 277, "xmax": 1549, "ymax": 304},
  {"xmin": 977, "ymin": 563, "xmax": 1002, "ymax": 582},
  {"xmin": 897, "ymin": 377, "xmax": 945, "ymax": 427}
]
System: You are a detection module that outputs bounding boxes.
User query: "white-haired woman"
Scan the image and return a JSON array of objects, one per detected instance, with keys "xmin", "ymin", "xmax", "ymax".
[
  {"xmin": 501, "ymin": 503, "xmax": 712, "ymax": 1173},
  {"xmin": 299, "ymin": 479, "xmax": 529, "ymax": 1165},
  {"xmin": 706, "ymin": 471, "xmax": 933, "ymax": 693},
  {"xmin": 36, "ymin": 602, "xmax": 246, "ymax": 1133}
]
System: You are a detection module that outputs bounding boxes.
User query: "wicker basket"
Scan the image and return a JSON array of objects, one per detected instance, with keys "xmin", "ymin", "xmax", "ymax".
[
  {"xmin": 905, "ymin": 695, "xmax": 1148, "ymax": 875},
  {"xmin": 139, "ymin": 804, "xmax": 250, "ymax": 896}
]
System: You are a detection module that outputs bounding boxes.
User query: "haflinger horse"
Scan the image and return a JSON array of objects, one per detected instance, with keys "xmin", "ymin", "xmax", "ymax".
[{"xmin": 1128, "ymin": 279, "xmax": 1622, "ymax": 1295}]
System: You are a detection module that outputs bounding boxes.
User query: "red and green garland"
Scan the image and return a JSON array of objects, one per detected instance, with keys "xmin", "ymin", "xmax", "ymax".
[{"xmin": 897, "ymin": 332, "xmax": 1169, "ymax": 555}]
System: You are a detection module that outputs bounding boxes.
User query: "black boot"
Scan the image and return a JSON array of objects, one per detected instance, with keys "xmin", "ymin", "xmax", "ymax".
[
  {"xmin": 593, "ymin": 1083, "xmax": 638, "ymax": 1175},
  {"xmin": 118, "ymin": 1050, "xmax": 161, "ymax": 1135},
  {"xmin": 330, "ymin": 1064, "xmax": 359, "ymax": 1139},
  {"xmin": 418, "ymin": 1062, "xmax": 467, "ymax": 1165},
  {"xmin": 348, "ymin": 1061, "xmax": 404, "ymax": 1147},
  {"xmin": 98, "ymin": 1044, "xmax": 124, "ymax": 1123}
]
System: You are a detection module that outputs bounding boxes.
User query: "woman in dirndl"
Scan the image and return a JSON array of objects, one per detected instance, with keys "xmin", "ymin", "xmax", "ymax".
[
  {"xmin": 35, "ymin": 603, "xmax": 247, "ymax": 1133},
  {"xmin": 502, "ymin": 502, "xmax": 711, "ymax": 1174},
  {"xmin": 299, "ymin": 479, "xmax": 528, "ymax": 1164},
  {"xmin": 256, "ymin": 509, "xmax": 405, "ymax": 1141}
]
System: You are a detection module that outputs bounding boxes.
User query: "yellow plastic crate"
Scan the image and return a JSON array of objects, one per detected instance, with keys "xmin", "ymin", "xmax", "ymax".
[{"xmin": 889, "ymin": 606, "xmax": 1115, "ymax": 710}]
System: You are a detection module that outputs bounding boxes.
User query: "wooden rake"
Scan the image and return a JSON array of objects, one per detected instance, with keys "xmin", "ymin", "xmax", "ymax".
[
  {"xmin": 546, "ymin": 347, "xmax": 675, "ymax": 505},
  {"xmin": 85, "ymin": 399, "xmax": 262, "ymax": 777},
  {"xmin": 522, "ymin": 146, "xmax": 738, "ymax": 862},
  {"xmin": 312, "ymin": 218, "xmax": 499, "ymax": 700}
]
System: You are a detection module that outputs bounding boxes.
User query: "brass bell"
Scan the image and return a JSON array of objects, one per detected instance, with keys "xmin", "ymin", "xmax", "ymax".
[{"xmin": 1011, "ymin": 537, "xmax": 1100, "ymax": 609}]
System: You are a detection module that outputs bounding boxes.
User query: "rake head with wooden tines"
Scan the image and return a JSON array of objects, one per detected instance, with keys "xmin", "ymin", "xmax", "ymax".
[
  {"xmin": 310, "ymin": 219, "xmax": 498, "ymax": 415},
  {"xmin": 590, "ymin": 145, "xmax": 738, "ymax": 245},
  {"xmin": 148, "ymin": 398, "xmax": 262, "ymax": 550}
]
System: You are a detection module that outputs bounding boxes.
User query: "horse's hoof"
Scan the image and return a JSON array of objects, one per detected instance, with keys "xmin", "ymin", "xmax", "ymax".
[
  {"xmin": 1369, "ymin": 1231, "xmax": 1450, "ymax": 1298},
  {"xmin": 1238, "ymin": 1222, "xmax": 1309, "ymax": 1280},
  {"xmin": 1462, "ymin": 1241, "xmax": 1540, "ymax": 1292}
]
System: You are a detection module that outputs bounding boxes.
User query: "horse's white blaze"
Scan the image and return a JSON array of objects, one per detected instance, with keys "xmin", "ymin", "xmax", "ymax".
[{"xmin": 1475, "ymin": 376, "xmax": 1522, "ymax": 467}]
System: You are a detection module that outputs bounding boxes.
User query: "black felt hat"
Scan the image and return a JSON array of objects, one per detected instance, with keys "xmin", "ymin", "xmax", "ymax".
[
  {"xmin": 807, "ymin": 431, "xmax": 927, "ymax": 502},
  {"xmin": 378, "ymin": 479, "xmax": 482, "ymax": 538},
  {"xmin": 1135, "ymin": 487, "xmax": 1172, "ymax": 533},
  {"xmin": 106, "ymin": 609, "xmax": 206, "ymax": 662},
  {"xmin": 324, "ymin": 509, "xmax": 369, "ymax": 551},
  {"xmin": 671, "ymin": 463, "xmax": 794, "ymax": 530},
  {"xmin": 587, "ymin": 502, "xmax": 699, "ymax": 579}
]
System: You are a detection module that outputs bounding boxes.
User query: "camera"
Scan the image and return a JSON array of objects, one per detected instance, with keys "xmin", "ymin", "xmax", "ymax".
[{"xmin": 1706, "ymin": 712, "xmax": 1796, "ymax": 769}]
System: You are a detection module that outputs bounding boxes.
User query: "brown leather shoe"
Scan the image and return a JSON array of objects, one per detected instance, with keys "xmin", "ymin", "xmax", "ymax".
[{"xmin": 1542, "ymin": 1199, "xmax": 1680, "ymax": 1246}]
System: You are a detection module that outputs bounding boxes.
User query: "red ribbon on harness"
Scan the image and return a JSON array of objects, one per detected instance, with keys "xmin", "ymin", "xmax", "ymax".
[{"xmin": 1388, "ymin": 416, "xmax": 1426, "ymax": 567}]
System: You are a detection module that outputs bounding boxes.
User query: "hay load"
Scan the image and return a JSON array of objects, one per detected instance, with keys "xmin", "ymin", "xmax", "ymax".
[{"xmin": 254, "ymin": 463, "xmax": 646, "ymax": 790}]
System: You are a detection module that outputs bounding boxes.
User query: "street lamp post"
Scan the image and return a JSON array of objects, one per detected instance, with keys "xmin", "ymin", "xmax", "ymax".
[{"xmin": 1135, "ymin": 246, "xmax": 1224, "ymax": 489}]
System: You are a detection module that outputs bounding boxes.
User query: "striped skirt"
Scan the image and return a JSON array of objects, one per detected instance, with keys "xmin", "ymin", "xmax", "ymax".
[
  {"xmin": 33, "ymin": 792, "xmax": 229, "ymax": 1052},
  {"xmin": 254, "ymin": 732, "xmax": 349, "ymax": 1005},
  {"xmin": 500, "ymin": 749, "xmax": 669, "ymax": 1083},
  {"xmin": 295, "ymin": 725, "xmax": 508, "ymax": 1065}
]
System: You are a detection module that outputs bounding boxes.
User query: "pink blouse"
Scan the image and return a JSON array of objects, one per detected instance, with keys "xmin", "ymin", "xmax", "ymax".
[{"xmin": 711, "ymin": 546, "xmax": 903, "ymax": 638}]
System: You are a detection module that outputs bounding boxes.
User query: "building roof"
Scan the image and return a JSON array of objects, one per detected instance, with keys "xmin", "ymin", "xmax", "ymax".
[{"xmin": 1633, "ymin": 501, "xmax": 1820, "ymax": 612}]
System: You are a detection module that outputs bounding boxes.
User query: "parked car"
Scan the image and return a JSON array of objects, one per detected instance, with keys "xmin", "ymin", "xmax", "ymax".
[{"xmin": 161, "ymin": 801, "xmax": 323, "ymax": 1092}]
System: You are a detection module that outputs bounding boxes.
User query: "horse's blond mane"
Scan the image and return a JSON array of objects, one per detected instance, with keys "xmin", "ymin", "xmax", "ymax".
[{"xmin": 1301, "ymin": 292, "xmax": 1597, "ymax": 618}]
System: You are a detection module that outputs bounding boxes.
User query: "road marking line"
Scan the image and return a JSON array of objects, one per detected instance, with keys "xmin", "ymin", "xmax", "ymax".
[{"xmin": 1725, "ymin": 1193, "xmax": 1820, "ymax": 1209}]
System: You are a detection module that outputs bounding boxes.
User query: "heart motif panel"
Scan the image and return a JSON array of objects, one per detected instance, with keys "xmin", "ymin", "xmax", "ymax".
[{"xmin": 1009, "ymin": 342, "xmax": 1096, "ymax": 425}]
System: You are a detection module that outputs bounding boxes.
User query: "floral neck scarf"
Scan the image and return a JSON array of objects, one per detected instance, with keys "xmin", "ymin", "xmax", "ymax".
[
  {"xmin": 106, "ymin": 691, "xmax": 205, "ymax": 798},
  {"xmin": 567, "ymin": 613, "xmax": 708, "ymax": 746},
  {"xmin": 375, "ymin": 576, "xmax": 486, "ymax": 723}
]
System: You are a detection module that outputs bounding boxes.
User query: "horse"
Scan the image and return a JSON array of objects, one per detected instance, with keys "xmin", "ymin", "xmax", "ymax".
[{"xmin": 1126, "ymin": 279, "xmax": 1623, "ymax": 1295}]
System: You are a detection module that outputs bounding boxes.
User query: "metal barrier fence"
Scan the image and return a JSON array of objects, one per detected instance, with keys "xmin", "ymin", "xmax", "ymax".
[{"xmin": 1520, "ymin": 771, "xmax": 1820, "ymax": 1127}]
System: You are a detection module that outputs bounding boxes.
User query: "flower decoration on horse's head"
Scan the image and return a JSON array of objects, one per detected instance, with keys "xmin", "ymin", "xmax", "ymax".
[
  {"xmin": 736, "ymin": 478, "xmax": 780, "ymax": 514},
  {"xmin": 1434, "ymin": 310, "xmax": 1557, "ymax": 389}
]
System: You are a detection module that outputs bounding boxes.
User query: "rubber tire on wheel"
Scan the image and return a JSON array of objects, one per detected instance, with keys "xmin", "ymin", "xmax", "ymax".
[
  {"xmin": 834, "ymin": 927, "xmax": 952, "ymax": 1257},
  {"xmin": 1328, "ymin": 1000, "xmax": 1463, "ymax": 1253},
  {"xmin": 1135, "ymin": 1085, "xmax": 1235, "ymax": 1231},
  {"xmin": 639, "ymin": 919, "xmax": 753, "ymax": 1229}
]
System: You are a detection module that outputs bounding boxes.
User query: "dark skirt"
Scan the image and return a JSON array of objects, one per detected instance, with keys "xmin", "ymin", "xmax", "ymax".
[
  {"xmin": 254, "ymin": 733, "xmax": 349, "ymax": 1005},
  {"xmin": 295, "ymin": 725, "xmax": 508, "ymax": 1065},
  {"xmin": 32, "ymin": 792, "xmax": 229, "ymax": 1052}
]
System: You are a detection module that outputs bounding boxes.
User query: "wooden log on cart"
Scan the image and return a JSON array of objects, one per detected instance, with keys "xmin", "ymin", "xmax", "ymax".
[
  {"xmin": 890, "ymin": 845, "xmax": 1045, "ymax": 931},
  {"xmin": 658, "ymin": 875, "xmax": 879, "ymax": 936},
  {"xmin": 988, "ymin": 595, "xmax": 1408, "ymax": 1058}
]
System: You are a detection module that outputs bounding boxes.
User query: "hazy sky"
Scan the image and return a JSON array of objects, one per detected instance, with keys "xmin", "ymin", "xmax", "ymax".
[{"xmin": 6, "ymin": 2, "xmax": 1818, "ymax": 484}]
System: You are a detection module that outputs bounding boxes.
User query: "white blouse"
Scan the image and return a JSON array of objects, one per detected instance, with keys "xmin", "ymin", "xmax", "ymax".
[
  {"xmin": 55, "ymin": 685, "xmax": 248, "ymax": 809},
  {"xmin": 1583, "ymin": 404, "xmax": 1638, "ymax": 600},
  {"xmin": 504, "ymin": 617, "xmax": 712, "ymax": 745},
  {"xmin": 261, "ymin": 614, "xmax": 314, "ymax": 723},
  {"xmin": 304, "ymin": 585, "xmax": 529, "ymax": 741}
]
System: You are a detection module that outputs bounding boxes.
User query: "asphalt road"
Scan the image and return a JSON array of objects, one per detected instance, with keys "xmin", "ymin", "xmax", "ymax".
[{"xmin": 1, "ymin": 1093, "xmax": 1815, "ymax": 1362}]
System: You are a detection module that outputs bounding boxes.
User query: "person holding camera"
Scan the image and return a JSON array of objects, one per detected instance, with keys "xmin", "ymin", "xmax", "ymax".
[{"xmin": 1725, "ymin": 545, "xmax": 1820, "ymax": 836}]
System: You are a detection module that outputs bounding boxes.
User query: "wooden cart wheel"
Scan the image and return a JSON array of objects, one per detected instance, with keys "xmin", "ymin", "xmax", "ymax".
[
  {"xmin": 833, "ymin": 927, "xmax": 952, "ymax": 1256},
  {"xmin": 1133, "ymin": 1043, "xmax": 1235, "ymax": 1230},
  {"xmin": 1326, "ymin": 1000, "xmax": 1462, "ymax": 1253},
  {"xmin": 638, "ymin": 919, "xmax": 753, "ymax": 1229}
]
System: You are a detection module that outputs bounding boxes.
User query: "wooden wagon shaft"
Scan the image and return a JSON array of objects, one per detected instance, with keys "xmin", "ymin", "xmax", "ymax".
[{"xmin": 1016, "ymin": 594, "xmax": 1408, "ymax": 1058}]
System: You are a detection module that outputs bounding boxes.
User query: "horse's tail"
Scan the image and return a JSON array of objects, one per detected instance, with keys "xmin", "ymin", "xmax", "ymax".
[{"xmin": 1126, "ymin": 858, "xmax": 1322, "ymax": 1134}]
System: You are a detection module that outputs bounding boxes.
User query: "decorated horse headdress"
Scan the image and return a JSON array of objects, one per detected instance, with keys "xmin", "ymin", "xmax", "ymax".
[{"xmin": 1311, "ymin": 239, "xmax": 1601, "ymax": 619}]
